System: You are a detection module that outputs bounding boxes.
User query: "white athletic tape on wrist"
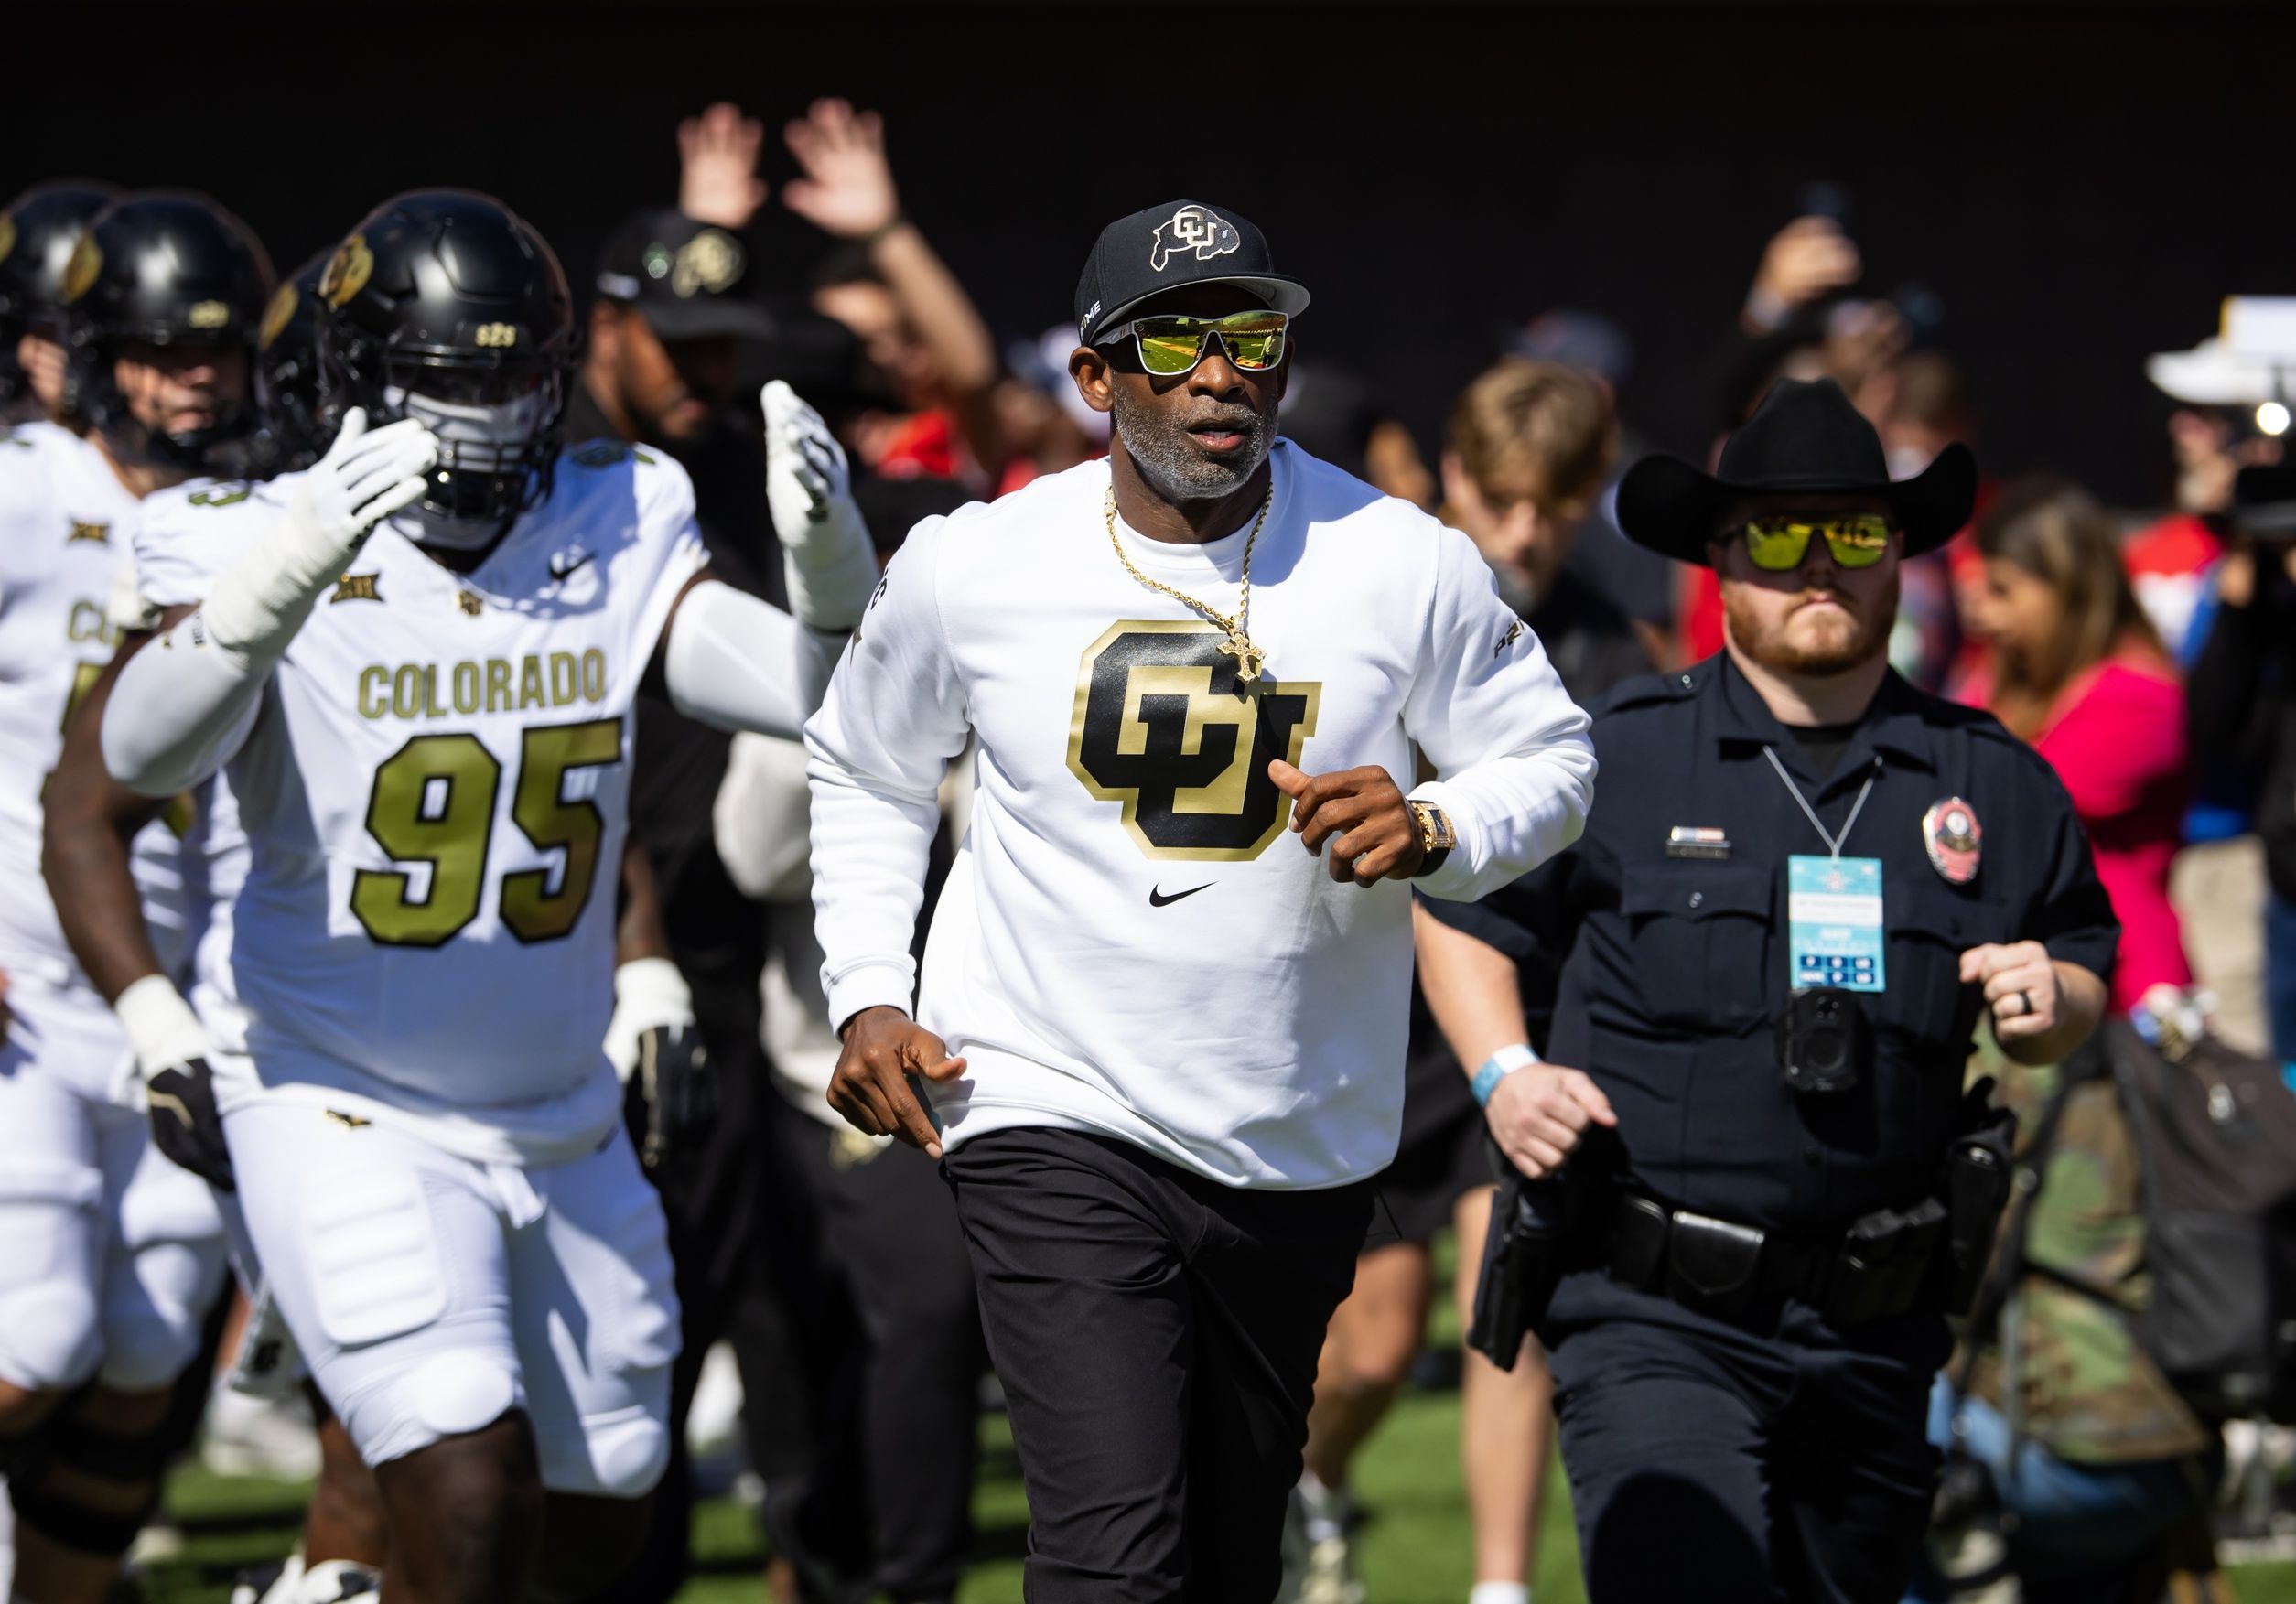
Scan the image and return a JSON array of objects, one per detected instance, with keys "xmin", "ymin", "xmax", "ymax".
[
  {"xmin": 614, "ymin": 957, "xmax": 694, "ymax": 1034},
  {"xmin": 113, "ymin": 974, "xmax": 210, "ymax": 1078}
]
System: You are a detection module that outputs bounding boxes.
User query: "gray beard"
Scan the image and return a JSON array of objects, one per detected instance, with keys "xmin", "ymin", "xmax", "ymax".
[{"xmin": 1107, "ymin": 386, "xmax": 1275, "ymax": 504}]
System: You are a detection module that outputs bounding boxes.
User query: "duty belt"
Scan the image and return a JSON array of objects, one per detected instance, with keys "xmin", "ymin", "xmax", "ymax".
[{"xmin": 1603, "ymin": 1190, "xmax": 1949, "ymax": 1329}]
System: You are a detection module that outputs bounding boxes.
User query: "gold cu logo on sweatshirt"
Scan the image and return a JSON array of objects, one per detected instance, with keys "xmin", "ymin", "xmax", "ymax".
[{"xmin": 1066, "ymin": 621, "xmax": 1320, "ymax": 861}]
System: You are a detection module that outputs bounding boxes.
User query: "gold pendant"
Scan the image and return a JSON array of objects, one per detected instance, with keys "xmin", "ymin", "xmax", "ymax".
[{"xmin": 1219, "ymin": 635, "xmax": 1266, "ymax": 684}]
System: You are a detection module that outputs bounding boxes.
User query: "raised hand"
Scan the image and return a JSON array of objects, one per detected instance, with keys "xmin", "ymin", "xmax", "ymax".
[
  {"xmin": 782, "ymin": 98, "xmax": 900, "ymax": 242},
  {"xmin": 678, "ymin": 102, "xmax": 768, "ymax": 230}
]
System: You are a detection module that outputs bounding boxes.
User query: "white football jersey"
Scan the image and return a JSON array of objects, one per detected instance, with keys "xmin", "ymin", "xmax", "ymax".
[
  {"xmin": 129, "ymin": 478, "xmax": 266, "ymax": 1027},
  {"xmin": 137, "ymin": 443, "xmax": 708, "ymax": 1163},
  {"xmin": 0, "ymin": 420, "xmax": 195, "ymax": 1002}
]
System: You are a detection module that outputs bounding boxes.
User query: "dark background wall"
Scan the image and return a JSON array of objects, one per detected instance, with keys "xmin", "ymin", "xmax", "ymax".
[{"xmin": 11, "ymin": 1, "xmax": 2292, "ymax": 504}]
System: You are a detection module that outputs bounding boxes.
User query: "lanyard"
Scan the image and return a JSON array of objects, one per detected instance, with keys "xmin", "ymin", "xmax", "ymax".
[{"xmin": 1762, "ymin": 745, "xmax": 1877, "ymax": 861}]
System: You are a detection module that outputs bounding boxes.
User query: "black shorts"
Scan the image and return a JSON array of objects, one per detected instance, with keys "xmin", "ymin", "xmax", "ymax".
[{"xmin": 1374, "ymin": 1043, "xmax": 1492, "ymax": 1245}]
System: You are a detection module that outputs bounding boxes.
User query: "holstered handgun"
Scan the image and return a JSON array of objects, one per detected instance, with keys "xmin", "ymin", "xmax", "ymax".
[
  {"xmin": 1936, "ymin": 1076, "xmax": 2017, "ymax": 1318},
  {"xmin": 1468, "ymin": 1161, "xmax": 1578, "ymax": 1371}
]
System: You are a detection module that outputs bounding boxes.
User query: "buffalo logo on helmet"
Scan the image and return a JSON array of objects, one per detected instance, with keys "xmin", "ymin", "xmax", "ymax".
[
  {"xmin": 318, "ymin": 233, "xmax": 373, "ymax": 310},
  {"xmin": 1148, "ymin": 205, "xmax": 1240, "ymax": 274},
  {"xmin": 188, "ymin": 299, "xmax": 231, "ymax": 330},
  {"xmin": 671, "ymin": 230, "xmax": 742, "ymax": 299},
  {"xmin": 0, "ymin": 215, "xmax": 15, "ymax": 269},
  {"xmin": 258, "ymin": 284, "xmax": 298, "ymax": 350},
  {"xmin": 59, "ymin": 236, "xmax": 101, "ymax": 304}
]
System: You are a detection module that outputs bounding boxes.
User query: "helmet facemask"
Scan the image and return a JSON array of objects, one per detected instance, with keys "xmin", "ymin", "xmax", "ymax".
[{"xmin": 326, "ymin": 328, "xmax": 571, "ymax": 546}]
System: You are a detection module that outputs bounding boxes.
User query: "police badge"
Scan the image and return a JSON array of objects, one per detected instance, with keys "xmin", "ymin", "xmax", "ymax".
[{"xmin": 1922, "ymin": 797, "xmax": 1982, "ymax": 885}]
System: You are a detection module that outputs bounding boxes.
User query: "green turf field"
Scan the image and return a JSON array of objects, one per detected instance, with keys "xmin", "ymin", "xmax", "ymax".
[{"xmin": 139, "ymin": 1388, "xmax": 2296, "ymax": 1604}]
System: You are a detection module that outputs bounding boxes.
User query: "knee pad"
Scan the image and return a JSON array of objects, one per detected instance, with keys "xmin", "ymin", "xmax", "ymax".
[
  {"xmin": 96, "ymin": 1239, "xmax": 221, "ymax": 1394},
  {"xmin": 574, "ymin": 1402, "xmax": 671, "ymax": 1500},
  {"xmin": 341, "ymin": 1350, "xmax": 520, "ymax": 1469},
  {"xmin": 0, "ymin": 1281, "xmax": 103, "ymax": 1394}
]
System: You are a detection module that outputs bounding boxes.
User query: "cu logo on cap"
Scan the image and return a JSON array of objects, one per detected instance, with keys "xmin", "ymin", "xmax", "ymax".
[{"xmin": 1149, "ymin": 205, "xmax": 1240, "ymax": 273}]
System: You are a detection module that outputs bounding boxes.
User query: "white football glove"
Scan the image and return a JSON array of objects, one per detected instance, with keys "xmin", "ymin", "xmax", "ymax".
[
  {"xmin": 762, "ymin": 380, "xmax": 879, "ymax": 631},
  {"xmin": 606, "ymin": 957, "xmax": 716, "ymax": 1170},
  {"xmin": 203, "ymin": 407, "xmax": 437, "ymax": 658}
]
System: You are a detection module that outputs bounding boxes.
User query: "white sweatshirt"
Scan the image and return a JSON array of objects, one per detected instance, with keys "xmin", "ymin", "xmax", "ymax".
[{"xmin": 805, "ymin": 442, "xmax": 1595, "ymax": 1188}]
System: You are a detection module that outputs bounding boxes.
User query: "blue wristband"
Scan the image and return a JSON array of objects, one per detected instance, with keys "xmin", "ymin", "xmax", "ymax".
[{"xmin": 1471, "ymin": 1044, "xmax": 1538, "ymax": 1106}]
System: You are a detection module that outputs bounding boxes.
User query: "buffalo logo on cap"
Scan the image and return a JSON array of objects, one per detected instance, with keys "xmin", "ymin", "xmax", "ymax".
[
  {"xmin": 672, "ymin": 230, "xmax": 743, "ymax": 299},
  {"xmin": 1149, "ymin": 205, "xmax": 1239, "ymax": 274}
]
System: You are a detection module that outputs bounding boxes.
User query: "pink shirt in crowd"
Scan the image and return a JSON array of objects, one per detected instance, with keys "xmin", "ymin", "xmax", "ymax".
[{"xmin": 2023, "ymin": 656, "xmax": 2194, "ymax": 1013}]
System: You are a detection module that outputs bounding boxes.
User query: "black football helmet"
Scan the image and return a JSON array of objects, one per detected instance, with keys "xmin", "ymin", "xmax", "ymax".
[
  {"xmin": 316, "ymin": 189, "xmax": 577, "ymax": 530},
  {"xmin": 59, "ymin": 191, "xmax": 274, "ymax": 470},
  {"xmin": 252, "ymin": 251, "xmax": 332, "ymax": 474},
  {"xmin": 0, "ymin": 180, "xmax": 121, "ymax": 415}
]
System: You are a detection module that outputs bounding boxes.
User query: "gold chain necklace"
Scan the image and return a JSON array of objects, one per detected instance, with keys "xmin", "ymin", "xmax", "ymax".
[{"xmin": 1104, "ymin": 483, "xmax": 1272, "ymax": 684}]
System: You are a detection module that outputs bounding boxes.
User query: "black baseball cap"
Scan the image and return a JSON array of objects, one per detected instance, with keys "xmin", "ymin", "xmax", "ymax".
[
  {"xmin": 596, "ymin": 209, "xmax": 774, "ymax": 340},
  {"xmin": 1073, "ymin": 200, "xmax": 1310, "ymax": 348}
]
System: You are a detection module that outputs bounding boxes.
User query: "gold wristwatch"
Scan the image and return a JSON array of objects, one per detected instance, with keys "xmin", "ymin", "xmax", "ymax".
[{"xmin": 1408, "ymin": 800, "xmax": 1456, "ymax": 877}]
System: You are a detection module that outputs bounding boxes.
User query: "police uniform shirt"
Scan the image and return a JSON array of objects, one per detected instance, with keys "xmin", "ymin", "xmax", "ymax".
[{"xmin": 1425, "ymin": 652, "xmax": 2119, "ymax": 1238}]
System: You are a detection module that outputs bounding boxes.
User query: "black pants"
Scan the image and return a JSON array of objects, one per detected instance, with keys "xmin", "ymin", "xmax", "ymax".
[
  {"xmin": 944, "ymin": 1128, "xmax": 1373, "ymax": 1604},
  {"xmin": 770, "ymin": 1099, "xmax": 985, "ymax": 1604},
  {"xmin": 1543, "ymin": 1269, "xmax": 1949, "ymax": 1604}
]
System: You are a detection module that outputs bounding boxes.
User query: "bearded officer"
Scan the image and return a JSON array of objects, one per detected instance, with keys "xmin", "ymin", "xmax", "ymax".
[
  {"xmin": 806, "ymin": 199, "xmax": 1596, "ymax": 1599},
  {"xmin": 1421, "ymin": 377, "xmax": 2118, "ymax": 1603}
]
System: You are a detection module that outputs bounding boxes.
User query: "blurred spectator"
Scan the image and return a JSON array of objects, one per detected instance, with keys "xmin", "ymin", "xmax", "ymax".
[
  {"xmin": 2187, "ymin": 464, "xmax": 2296, "ymax": 1063},
  {"xmin": 1439, "ymin": 359, "xmax": 1650, "ymax": 697},
  {"xmin": 994, "ymin": 325, "xmax": 1105, "ymax": 495},
  {"xmin": 1687, "ymin": 211, "xmax": 1913, "ymax": 662},
  {"xmin": 1279, "ymin": 360, "xmax": 1435, "ymax": 506},
  {"xmin": 2135, "ymin": 325, "xmax": 2292, "ymax": 1057},
  {"xmin": 1511, "ymin": 309, "xmax": 1676, "ymax": 641},
  {"xmin": 1905, "ymin": 1034, "xmax": 2219, "ymax": 1604},
  {"xmin": 1878, "ymin": 350, "xmax": 1978, "ymax": 692},
  {"xmin": 1965, "ymin": 479, "xmax": 2193, "ymax": 1015},
  {"xmin": 790, "ymin": 99, "xmax": 1004, "ymax": 484}
]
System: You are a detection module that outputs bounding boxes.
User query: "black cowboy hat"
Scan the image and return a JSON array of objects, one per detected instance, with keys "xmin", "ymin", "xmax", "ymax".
[{"xmin": 1616, "ymin": 377, "xmax": 1977, "ymax": 565}]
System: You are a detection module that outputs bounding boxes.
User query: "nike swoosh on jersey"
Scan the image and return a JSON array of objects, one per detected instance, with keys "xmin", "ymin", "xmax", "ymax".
[
  {"xmin": 549, "ymin": 550, "xmax": 595, "ymax": 580},
  {"xmin": 1148, "ymin": 882, "xmax": 1213, "ymax": 907}
]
